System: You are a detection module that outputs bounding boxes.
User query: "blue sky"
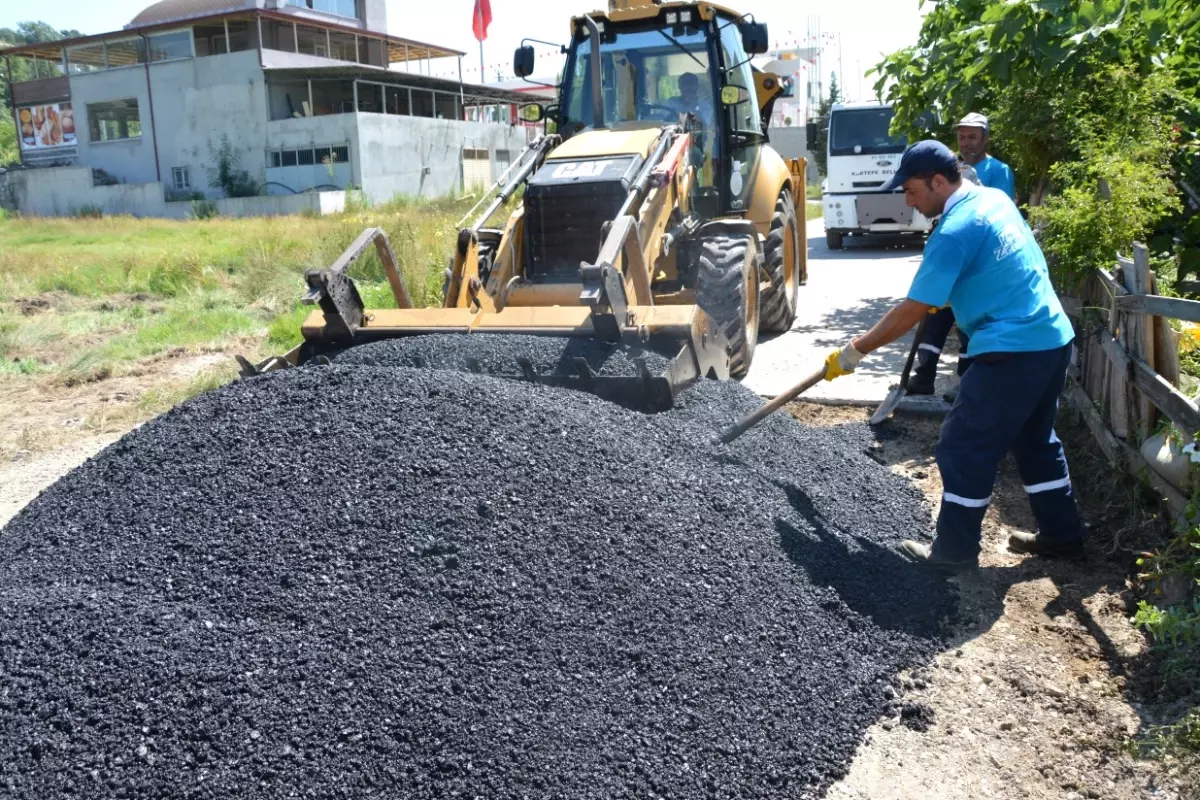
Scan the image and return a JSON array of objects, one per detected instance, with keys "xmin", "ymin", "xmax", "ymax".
[{"xmin": 1, "ymin": 1, "xmax": 924, "ymax": 99}]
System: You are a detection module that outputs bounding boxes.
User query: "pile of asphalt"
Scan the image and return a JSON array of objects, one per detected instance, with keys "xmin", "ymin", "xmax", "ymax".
[
  {"xmin": 0, "ymin": 343, "xmax": 953, "ymax": 799},
  {"xmin": 332, "ymin": 334, "xmax": 675, "ymax": 377}
]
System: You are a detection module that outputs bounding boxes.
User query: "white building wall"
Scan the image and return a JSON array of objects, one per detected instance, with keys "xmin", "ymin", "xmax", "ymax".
[
  {"xmin": 148, "ymin": 50, "xmax": 271, "ymax": 199},
  {"xmin": 68, "ymin": 66, "xmax": 160, "ymax": 186},
  {"xmin": 67, "ymin": 50, "xmax": 270, "ymax": 197},
  {"xmin": 354, "ymin": 114, "xmax": 528, "ymax": 202}
]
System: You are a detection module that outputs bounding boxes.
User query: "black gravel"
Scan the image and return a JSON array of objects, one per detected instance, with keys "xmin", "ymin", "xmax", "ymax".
[
  {"xmin": 331, "ymin": 334, "xmax": 675, "ymax": 377},
  {"xmin": 0, "ymin": 343, "xmax": 954, "ymax": 800}
]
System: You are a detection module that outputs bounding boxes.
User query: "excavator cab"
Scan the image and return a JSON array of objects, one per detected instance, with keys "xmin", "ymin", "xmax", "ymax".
[{"xmin": 519, "ymin": 3, "xmax": 770, "ymax": 219}]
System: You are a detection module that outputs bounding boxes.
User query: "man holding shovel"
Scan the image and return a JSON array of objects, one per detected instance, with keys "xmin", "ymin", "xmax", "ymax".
[{"xmin": 823, "ymin": 140, "xmax": 1083, "ymax": 569}]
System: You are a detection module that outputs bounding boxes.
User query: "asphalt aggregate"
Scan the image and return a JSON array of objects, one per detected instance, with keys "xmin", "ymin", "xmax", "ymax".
[
  {"xmin": 331, "ymin": 334, "xmax": 675, "ymax": 377},
  {"xmin": 0, "ymin": 336, "xmax": 954, "ymax": 799}
]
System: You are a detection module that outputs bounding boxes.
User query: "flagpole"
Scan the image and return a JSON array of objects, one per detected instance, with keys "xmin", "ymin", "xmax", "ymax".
[{"xmin": 480, "ymin": 41, "xmax": 486, "ymax": 84}]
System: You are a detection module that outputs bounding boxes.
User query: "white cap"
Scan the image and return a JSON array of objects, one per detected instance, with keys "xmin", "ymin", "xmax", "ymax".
[{"xmin": 953, "ymin": 112, "xmax": 990, "ymax": 133}]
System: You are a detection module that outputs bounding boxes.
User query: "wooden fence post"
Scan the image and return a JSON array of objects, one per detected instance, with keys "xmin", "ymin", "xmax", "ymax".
[
  {"xmin": 1126, "ymin": 244, "xmax": 1156, "ymax": 440},
  {"xmin": 1106, "ymin": 261, "xmax": 1129, "ymax": 439}
]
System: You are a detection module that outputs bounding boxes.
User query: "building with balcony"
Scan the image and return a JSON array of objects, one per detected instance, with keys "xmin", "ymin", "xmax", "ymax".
[{"xmin": 1, "ymin": 0, "xmax": 533, "ymax": 216}]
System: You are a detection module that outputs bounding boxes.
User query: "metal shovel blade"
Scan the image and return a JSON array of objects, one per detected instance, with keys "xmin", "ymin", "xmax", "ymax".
[
  {"xmin": 869, "ymin": 316, "xmax": 928, "ymax": 427},
  {"xmin": 870, "ymin": 384, "xmax": 906, "ymax": 426}
]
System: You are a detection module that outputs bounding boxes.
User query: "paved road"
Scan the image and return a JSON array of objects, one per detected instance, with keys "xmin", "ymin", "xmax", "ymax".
[{"xmin": 744, "ymin": 219, "xmax": 957, "ymax": 411}]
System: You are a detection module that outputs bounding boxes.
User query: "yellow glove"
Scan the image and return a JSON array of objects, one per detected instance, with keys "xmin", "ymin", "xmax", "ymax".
[
  {"xmin": 928, "ymin": 304, "xmax": 950, "ymax": 314},
  {"xmin": 824, "ymin": 343, "xmax": 864, "ymax": 381}
]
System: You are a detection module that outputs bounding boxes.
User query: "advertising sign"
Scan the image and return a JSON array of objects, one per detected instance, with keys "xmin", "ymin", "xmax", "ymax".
[{"xmin": 17, "ymin": 102, "xmax": 76, "ymax": 151}]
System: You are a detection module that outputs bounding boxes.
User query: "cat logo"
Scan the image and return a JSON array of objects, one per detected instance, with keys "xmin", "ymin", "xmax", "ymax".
[{"xmin": 552, "ymin": 160, "xmax": 615, "ymax": 179}]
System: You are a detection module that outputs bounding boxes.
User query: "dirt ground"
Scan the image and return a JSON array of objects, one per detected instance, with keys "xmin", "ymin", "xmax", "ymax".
[
  {"xmin": 0, "ymin": 379, "xmax": 1195, "ymax": 798},
  {"xmin": 790, "ymin": 403, "xmax": 1196, "ymax": 800}
]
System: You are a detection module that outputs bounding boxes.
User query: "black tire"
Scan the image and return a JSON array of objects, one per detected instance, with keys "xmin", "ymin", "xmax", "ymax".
[
  {"xmin": 696, "ymin": 232, "xmax": 759, "ymax": 379},
  {"xmin": 826, "ymin": 229, "xmax": 844, "ymax": 250},
  {"xmin": 760, "ymin": 190, "xmax": 803, "ymax": 333}
]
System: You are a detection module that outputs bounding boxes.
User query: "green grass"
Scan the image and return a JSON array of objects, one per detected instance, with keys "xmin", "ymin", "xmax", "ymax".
[
  {"xmin": 0, "ymin": 197, "xmax": 474, "ymax": 384},
  {"xmin": 806, "ymin": 201, "xmax": 824, "ymax": 221},
  {"xmin": 806, "ymin": 183, "xmax": 822, "ymax": 201}
]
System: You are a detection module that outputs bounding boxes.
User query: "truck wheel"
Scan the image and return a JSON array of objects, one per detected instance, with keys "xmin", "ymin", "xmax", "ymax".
[
  {"xmin": 697, "ymin": 232, "xmax": 759, "ymax": 379},
  {"xmin": 825, "ymin": 230, "xmax": 844, "ymax": 250},
  {"xmin": 760, "ymin": 190, "xmax": 802, "ymax": 333}
]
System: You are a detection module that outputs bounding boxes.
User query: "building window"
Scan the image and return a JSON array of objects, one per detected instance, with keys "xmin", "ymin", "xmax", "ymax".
[
  {"xmin": 172, "ymin": 167, "xmax": 191, "ymax": 190},
  {"xmin": 260, "ymin": 20, "xmax": 297, "ymax": 53},
  {"xmin": 193, "ymin": 24, "xmax": 228, "ymax": 57},
  {"xmin": 105, "ymin": 38, "xmax": 146, "ymax": 69},
  {"xmin": 66, "ymin": 42, "xmax": 109, "ymax": 73},
  {"xmin": 87, "ymin": 99, "xmax": 141, "ymax": 142},
  {"xmin": 148, "ymin": 30, "xmax": 193, "ymax": 62},
  {"xmin": 296, "ymin": 25, "xmax": 328, "ymax": 58},
  {"xmin": 226, "ymin": 20, "xmax": 255, "ymax": 52},
  {"xmin": 268, "ymin": 145, "xmax": 350, "ymax": 169},
  {"xmin": 288, "ymin": 0, "xmax": 360, "ymax": 20}
]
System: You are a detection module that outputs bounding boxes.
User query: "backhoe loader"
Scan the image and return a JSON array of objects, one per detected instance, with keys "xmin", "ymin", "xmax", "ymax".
[{"xmin": 245, "ymin": 0, "xmax": 807, "ymax": 410}]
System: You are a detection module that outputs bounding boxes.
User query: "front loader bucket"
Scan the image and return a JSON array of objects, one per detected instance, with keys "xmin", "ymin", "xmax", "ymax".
[
  {"xmin": 237, "ymin": 224, "xmax": 732, "ymax": 411},
  {"xmin": 240, "ymin": 304, "xmax": 730, "ymax": 412}
]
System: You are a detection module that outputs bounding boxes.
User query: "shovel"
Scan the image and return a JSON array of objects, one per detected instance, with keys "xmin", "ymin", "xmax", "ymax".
[
  {"xmin": 719, "ymin": 364, "xmax": 828, "ymax": 444},
  {"xmin": 869, "ymin": 315, "xmax": 928, "ymax": 426}
]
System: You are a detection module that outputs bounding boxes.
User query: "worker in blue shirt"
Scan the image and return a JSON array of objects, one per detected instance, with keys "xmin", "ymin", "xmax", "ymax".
[
  {"xmin": 823, "ymin": 140, "xmax": 1083, "ymax": 568},
  {"xmin": 908, "ymin": 113, "xmax": 1017, "ymax": 396}
]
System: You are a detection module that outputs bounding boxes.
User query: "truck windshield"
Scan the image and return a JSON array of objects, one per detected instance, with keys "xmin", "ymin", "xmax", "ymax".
[
  {"xmin": 829, "ymin": 107, "xmax": 907, "ymax": 156},
  {"xmin": 562, "ymin": 25, "xmax": 713, "ymax": 131}
]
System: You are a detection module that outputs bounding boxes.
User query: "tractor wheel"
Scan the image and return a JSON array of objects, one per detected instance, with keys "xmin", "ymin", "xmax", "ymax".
[
  {"xmin": 696, "ymin": 232, "xmax": 759, "ymax": 379},
  {"xmin": 759, "ymin": 189, "xmax": 803, "ymax": 333}
]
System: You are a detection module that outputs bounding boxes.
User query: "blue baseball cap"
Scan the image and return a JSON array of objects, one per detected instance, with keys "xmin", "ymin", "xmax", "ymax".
[{"xmin": 880, "ymin": 140, "xmax": 959, "ymax": 192}]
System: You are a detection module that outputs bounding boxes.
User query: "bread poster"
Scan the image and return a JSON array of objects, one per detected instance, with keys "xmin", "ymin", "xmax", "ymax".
[{"xmin": 18, "ymin": 102, "xmax": 75, "ymax": 151}]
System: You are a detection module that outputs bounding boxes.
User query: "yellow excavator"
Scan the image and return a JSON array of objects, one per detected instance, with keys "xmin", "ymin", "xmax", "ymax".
[{"xmin": 245, "ymin": 0, "xmax": 807, "ymax": 410}]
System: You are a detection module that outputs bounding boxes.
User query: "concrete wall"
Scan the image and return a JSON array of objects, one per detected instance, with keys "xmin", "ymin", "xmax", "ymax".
[
  {"xmin": 354, "ymin": 114, "xmax": 528, "ymax": 202},
  {"xmin": 147, "ymin": 50, "xmax": 271, "ymax": 200},
  {"xmin": 266, "ymin": 114, "xmax": 359, "ymax": 191},
  {"xmin": 215, "ymin": 191, "xmax": 346, "ymax": 217},
  {"xmin": 1, "ymin": 166, "xmax": 165, "ymax": 216},
  {"xmin": 0, "ymin": 165, "xmax": 344, "ymax": 219},
  {"xmin": 69, "ymin": 67, "xmax": 161, "ymax": 186}
]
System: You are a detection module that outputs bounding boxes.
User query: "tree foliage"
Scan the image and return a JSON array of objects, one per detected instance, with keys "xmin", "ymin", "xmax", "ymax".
[
  {"xmin": 811, "ymin": 73, "xmax": 842, "ymax": 178},
  {"xmin": 872, "ymin": 0, "xmax": 1200, "ymax": 198}
]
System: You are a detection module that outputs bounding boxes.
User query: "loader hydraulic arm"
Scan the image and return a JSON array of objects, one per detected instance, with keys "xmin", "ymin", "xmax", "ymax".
[{"xmin": 581, "ymin": 124, "xmax": 690, "ymax": 340}]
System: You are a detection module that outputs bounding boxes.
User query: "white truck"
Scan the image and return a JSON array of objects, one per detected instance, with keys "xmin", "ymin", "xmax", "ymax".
[{"xmin": 808, "ymin": 102, "xmax": 933, "ymax": 250}]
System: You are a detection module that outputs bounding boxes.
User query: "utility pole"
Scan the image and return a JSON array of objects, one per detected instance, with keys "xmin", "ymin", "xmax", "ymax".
[{"xmin": 838, "ymin": 33, "xmax": 843, "ymax": 102}]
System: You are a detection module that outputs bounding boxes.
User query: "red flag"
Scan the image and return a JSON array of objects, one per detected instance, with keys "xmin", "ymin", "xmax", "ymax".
[{"xmin": 472, "ymin": 0, "xmax": 492, "ymax": 42}]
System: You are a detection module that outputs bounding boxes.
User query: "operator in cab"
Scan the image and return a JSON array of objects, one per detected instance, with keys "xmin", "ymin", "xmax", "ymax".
[
  {"xmin": 664, "ymin": 72, "xmax": 714, "ymax": 129},
  {"xmin": 908, "ymin": 113, "xmax": 1017, "ymax": 396},
  {"xmin": 823, "ymin": 141, "xmax": 1083, "ymax": 569}
]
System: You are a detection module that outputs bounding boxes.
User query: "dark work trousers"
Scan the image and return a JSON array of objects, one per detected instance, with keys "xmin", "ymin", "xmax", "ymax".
[
  {"xmin": 915, "ymin": 307, "xmax": 974, "ymax": 381},
  {"xmin": 933, "ymin": 342, "xmax": 1083, "ymax": 560}
]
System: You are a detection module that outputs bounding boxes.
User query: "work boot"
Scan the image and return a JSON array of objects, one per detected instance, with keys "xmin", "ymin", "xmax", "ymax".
[
  {"xmin": 905, "ymin": 372, "xmax": 935, "ymax": 396},
  {"xmin": 1007, "ymin": 531, "xmax": 1085, "ymax": 560},
  {"xmin": 899, "ymin": 540, "xmax": 978, "ymax": 571}
]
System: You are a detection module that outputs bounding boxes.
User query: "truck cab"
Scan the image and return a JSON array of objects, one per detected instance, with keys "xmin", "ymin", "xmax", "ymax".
[{"xmin": 813, "ymin": 102, "xmax": 932, "ymax": 249}]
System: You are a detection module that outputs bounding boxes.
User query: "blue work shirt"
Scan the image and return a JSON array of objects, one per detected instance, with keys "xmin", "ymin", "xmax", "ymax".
[
  {"xmin": 972, "ymin": 155, "xmax": 1016, "ymax": 200},
  {"xmin": 908, "ymin": 184, "xmax": 1074, "ymax": 356}
]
